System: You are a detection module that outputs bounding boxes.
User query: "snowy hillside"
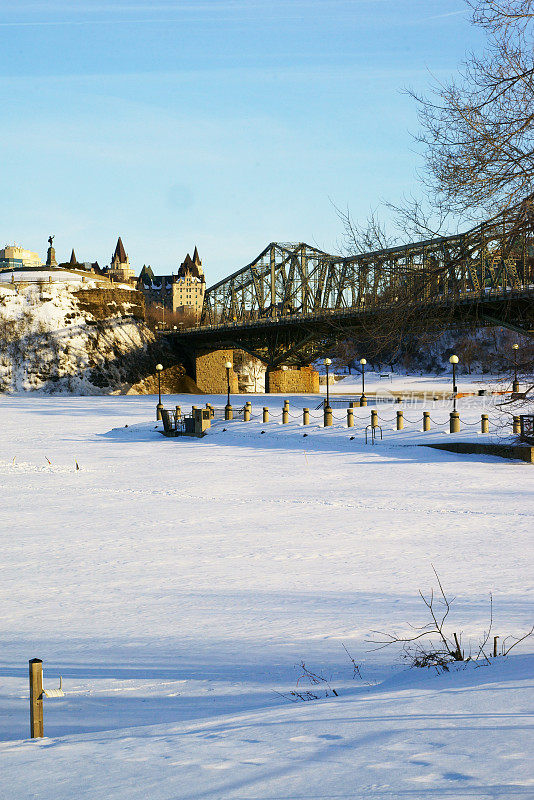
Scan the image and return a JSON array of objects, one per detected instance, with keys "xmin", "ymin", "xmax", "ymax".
[{"xmin": 0, "ymin": 281, "xmax": 156, "ymax": 394}]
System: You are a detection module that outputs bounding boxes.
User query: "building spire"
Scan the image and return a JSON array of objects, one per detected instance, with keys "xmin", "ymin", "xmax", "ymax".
[
  {"xmin": 113, "ymin": 237, "xmax": 127, "ymax": 264},
  {"xmin": 69, "ymin": 249, "xmax": 77, "ymax": 265},
  {"xmin": 192, "ymin": 246, "xmax": 201, "ymax": 266}
]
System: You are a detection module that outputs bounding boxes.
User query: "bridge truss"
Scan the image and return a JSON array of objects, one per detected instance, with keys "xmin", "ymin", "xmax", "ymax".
[
  {"xmin": 171, "ymin": 200, "xmax": 533, "ymax": 368},
  {"xmin": 202, "ymin": 200, "xmax": 533, "ymax": 326}
]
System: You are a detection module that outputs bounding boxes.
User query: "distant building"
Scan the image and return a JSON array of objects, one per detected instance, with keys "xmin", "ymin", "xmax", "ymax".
[
  {"xmin": 138, "ymin": 247, "xmax": 206, "ymax": 321},
  {"xmin": 57, "ymin": 248, "xmax": 100, "ymax": 274},
  {"xmin": 106, "ymin": 237, "xmax": 136, "ymax": 283},
  {"xmin": 0, "ymin": 244, "xmax": 43, "ymax": 270}
]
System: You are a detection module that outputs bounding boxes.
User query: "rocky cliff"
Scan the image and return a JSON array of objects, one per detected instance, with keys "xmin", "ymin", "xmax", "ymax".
[{"xmin": 0, "ymin": 281, "xmax": 171, "ymax": 394}]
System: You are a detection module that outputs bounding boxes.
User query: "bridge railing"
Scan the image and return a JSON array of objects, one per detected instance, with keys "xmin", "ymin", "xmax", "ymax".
[{"xmin": 171, "ymin": 282, "xmax": 533, "ymax": 335}]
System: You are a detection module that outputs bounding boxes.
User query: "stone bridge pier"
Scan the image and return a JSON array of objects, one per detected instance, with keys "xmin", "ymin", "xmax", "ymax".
[
  {"xmin": 193, "ymin": 348, "xmax": 319, "ymax": 394},
  {"xmin": 194, "ymin": 349, "xmax": 239, "ymax": 394},
  {"xmin": 264, "ymin": 365, "xmax": 319, "ymax": 394}
]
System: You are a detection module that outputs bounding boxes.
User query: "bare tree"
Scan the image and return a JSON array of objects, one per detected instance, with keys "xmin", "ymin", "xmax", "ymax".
[
  {"xmin": 409, "ymin": 0, "xmax": 534, "ymax": 217},
  {"xmin": 370, "ymin": 567, "xmax": 533, "ymax": 672},
  {"xmin": 332, "ymin": 204, "xmax": 459, "ymax": 365}
]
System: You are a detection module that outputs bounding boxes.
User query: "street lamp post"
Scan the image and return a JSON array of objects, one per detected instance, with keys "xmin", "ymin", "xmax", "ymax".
[
  {"xmin": 512, "ymin": 343, "xmax": 519, "ymax": 393},
  {"xmin": 155, "ymin": 363, "xmax": 164, "ymax": 420},
  {"xmin": 324, "ymin": 358, "xmax": 332, "ymax": 426},
  {"xmin": 225, "ymin": 360, "xmax": 232, "ymax": 412},
  {"xmin": 155, "ymin": 303, "xmax": 165, "ymax": 329},
  {"xmin": 359, "ymin": 358, "xmax": 367, "ymax": 406},
  {"xmin": 449, "ymin": 355, "xmax": 459, "ymax": 412},
  {"xmin": 324, "ymin": 359, "xmax": 331, "ymax": 408}
]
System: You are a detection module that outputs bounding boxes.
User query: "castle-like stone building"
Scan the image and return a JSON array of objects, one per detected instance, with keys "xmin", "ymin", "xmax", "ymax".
[{"xmin": 138, "ymin": 247, "xmax": 206, "ymax": 321}]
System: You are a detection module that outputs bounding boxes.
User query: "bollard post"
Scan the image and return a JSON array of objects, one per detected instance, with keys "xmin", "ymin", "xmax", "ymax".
[
  {"xmin": 371, "ymin": 409, "xmax": 378, "ymax": 428},
  {"xmin": 324, "ymin": 405, "xmax": 333, "ymax": 427},
  {"xmin": 396, "ymin": 396, "xmax": 402, "ymax": 404},
  {"xmin": 263, "ymin": 406, "xmax": 269, "ymax": 423},
  {"xmin": 396, "ymin": 409, "xmax": 404, "ymax": 430},
  {"xmin": 282, "ymin": 406, "xmax": 289, "ymax": 424},
  {"xmin": 450, "ymin": 411, "xmax": 460, "ymax": 433},
  {"xmin": 513, "ymin": 415, "xmax": 520, "ymax": 435},
  {"xmin": 283, "ymin": 399, "xmax": 290, "ymax": 411},
  {"xmin": 349, "ymin": 401, "xmax": 356, "ymax": 409},
  {"xmin": 347, "ymin": 407, "xmax": 354, "ymax": 427},
  {"xmin": 303, "ymin": 408, "xmax": 310, "ymax": 425},
  {"xmin": 481, "ymin": 413, "xmax": 489, "ymax": 434},
  {"xmin": 175, "ymin": 405, "xmax": 181, "ymax": 420},
  {"xmin": 244, "ymin": 406, "xmax": 251, "ymax": 422},
  {"xmin": 225, "ymin": 404, "xmax": 233, "ymax": 421},
  {"xmin": 423, "ymin": 411, "xmax": 431, "ymax": 432},
  {"xmin": 360, "ymin": 395, "xmax": 367, "ymax": 407},
  {"xmin": 156, "ymin": 403, "xmax": 164, "ymax": 421},
  {"xmin": 29, "ymin": 659, "xmax": 44, "ymax": 739}
]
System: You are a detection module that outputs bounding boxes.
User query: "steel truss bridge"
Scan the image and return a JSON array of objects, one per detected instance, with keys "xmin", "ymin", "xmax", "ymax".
[{"xmin": 168, "ymin": 201, "xmax": 534, "ymax": 368}]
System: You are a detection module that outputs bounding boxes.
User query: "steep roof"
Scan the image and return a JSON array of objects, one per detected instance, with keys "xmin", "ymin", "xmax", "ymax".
[
  {"xmin": 177, "ymin": 253, "xmax": 202, "ymax": 280},
  {"xmin": 69, "ymin": 249, "xmax": 77, "ymax": 265},
  {"xmin": 177, "ymin": 250, "xmax": 204, "ymax": 280},
  {"xmin": 113, "ymin": 237, "xmax": 127, "ymax": 264},
  {"xmin": 139, "ymin": 264, "xmax": 155, "ymax": 282}
]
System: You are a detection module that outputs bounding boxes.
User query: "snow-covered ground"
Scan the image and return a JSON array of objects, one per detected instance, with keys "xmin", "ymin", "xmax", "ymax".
[
  {"xmin": 328, "ymin": 371, "xmax": 512, "ymax": 397},
  {"xmin": 0, "ymin": 392, "xmax": 532, "ymax": 799}
]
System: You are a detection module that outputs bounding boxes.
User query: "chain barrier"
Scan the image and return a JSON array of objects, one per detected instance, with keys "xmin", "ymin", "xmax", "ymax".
[{"xmin": 235, "ymin": 407, "xmax": 498, "ymax": 433}]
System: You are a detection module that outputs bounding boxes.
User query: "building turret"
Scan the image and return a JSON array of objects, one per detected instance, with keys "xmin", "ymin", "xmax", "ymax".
[{"xmin": 108, "ymin": 236, "xmax": 135, "ymax": 283}]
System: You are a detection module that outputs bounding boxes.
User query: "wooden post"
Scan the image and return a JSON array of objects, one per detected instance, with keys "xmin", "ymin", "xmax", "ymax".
[
  {"xmin": 481, "ymin": 413, "xmax": 489, "ymax": 433},
  {"xmin": 29, "ymin": 658, "xmax": 44, "ymax": 739},
  {"xmin": 303, "ymin": 408, "xmax": 310, "ymax": 425},
  {"xmin": 347, "ymin": 407, "xmax": 354, "ymax": 427},
  {"xmin": 423, "ymin": 411, "xmax": 430, "ymax": 431},
  {"xmin": 263, "ymin": 406, "xmax": 269, "ymax": 423},
  {"xmin": 175, "ymin": 405, "xmax": 181, "ymax": 420},
  {"xmin": 396, "ymin": 409, "xmax": 404, "ymax": 430}
]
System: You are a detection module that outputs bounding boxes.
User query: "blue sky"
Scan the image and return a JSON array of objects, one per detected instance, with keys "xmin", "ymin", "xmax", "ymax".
[{"xmin": 0, "ymin": 1, "xmax": 483, "ymax": 282}]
